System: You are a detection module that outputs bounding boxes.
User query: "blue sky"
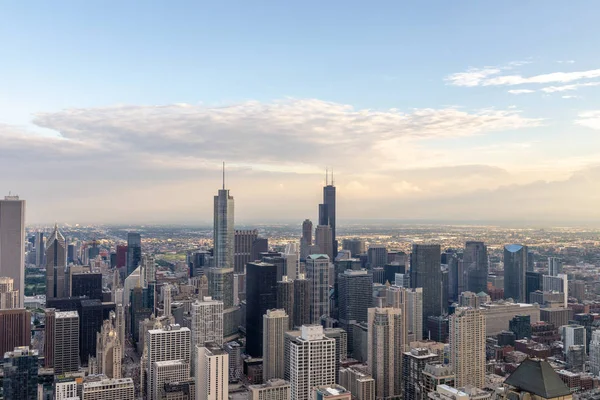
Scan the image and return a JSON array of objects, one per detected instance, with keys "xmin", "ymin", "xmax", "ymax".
[{"xmin": 2, "ymin": 1, "xmax": 600, "ymax": 224}]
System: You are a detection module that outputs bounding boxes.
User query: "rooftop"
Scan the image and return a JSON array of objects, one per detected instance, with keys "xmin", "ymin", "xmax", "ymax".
[{"xmin": 504, "ymin": 358, "xmax": 571, "ymax": 398}]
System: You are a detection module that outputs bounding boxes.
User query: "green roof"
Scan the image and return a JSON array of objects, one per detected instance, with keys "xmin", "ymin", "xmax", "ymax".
[{"xmin": 504, "ymin": 359, "xmax": 571, "ymax": 399}]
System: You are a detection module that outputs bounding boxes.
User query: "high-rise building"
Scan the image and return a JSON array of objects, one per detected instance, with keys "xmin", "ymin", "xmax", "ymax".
[
  {"xmin": 367, "ymin": 246, "xmax": 387, "ymax": 269},
  {"xmin": 449, "ymin": 307, "xmax": 486, "ymax": 388},
  {"xmin": 141, "ymin": 254, "xmax": 156, "ymax": 286},
  {"xmin": 146, "ymin": 324, "xmax": 191, "ymax": 400},
  {"xmin": 324, "ymin": 327, "xmax": 348, "ymax": 382},
  {"xmin": 387, "ymin": 286, "xmax": 424, "ymax": 343},
  {"xmin": 410, "ymin": 244, "xmax": 442, "ymax": 334},
  {"xmin": 95, "ymin": 317, "xmax": 122, "ymax": 379},
  {"xmin": 54, "ymin": 311, "xmax": 80, "ymax": 375},
  {"xmin": 46, "ymin": 225, "xmax": 69, "ymax": 299},
  {"xmin": 301, "ymin": 219, "xmax": 313, "ymax": 260},
  {"xmin": 263, "ymin": 309, "xmax": 288, "ymax": 381},
  {"xmin": 35, "ymin": 231, "xmax": 44, "ymax": 267},
  {"xmin": 315, "ymin": 225, "xmax": 334, "ymax": 259},
  {"xmin": 543, "ymin": 274, "xmax": 568, "ymax": 308},
  {"xmin": 44, "ymin": 308, "xmax": 55, "ymax": 368},
  {"xmin": 214, "ymin": 178, "xmax": 235, "ymax": 271},
  {"xmin": 561, "ymin": 324, "xmax": 586, "ymax": 354},
  {"xmin": 306, "ymin": 254, "xmax": 331, "ymax": 324},
  {"xmin": 277, "ymin": 277, "xmax": 294, "ymax": 330},
  {"xmin": 422, "ymin": 363, "xmax": 455, "ymax": 396},
  {"xmin": 589, "ymin": 330, "xmax": 600, "ymax": 375},
  {"xmin": 126, "ymin": 232, "xmax": 142, "ymax": 277},
  {"xmin": 235, "ymin": 229, "xmax": 258, "ymax": 274},
  {"xmin": 207, "ymin": 267, "xmax": 234, "ymax": 308},
  {"xmin": 464, "ymin": 241, "xmax": 488, "ymax": 294},
  {"xmin": 548, "ymin": 257, "xmax": 562, "ymax": 276},
  {"xmin": 0, "ymin": 196, "xmax": 25, "ymax": 308},
  {"xmin": 249, "ymin": 379, "xmax": 291, "ymax": 400},
  {"xmin": 402, "ymin": 348, "xmax": 440, "ymax": 400},
  {"xmin": 339, "ymin": 366, "xmax": 375, "ymax": 400},
  {"xmin": 504, "ymin": 244, "xmax": 528, "ymax": 302},
  {"xmin": 81, "ymin": 378, "xmax": 135, "ymax": 400},
  {"xmin": 319, "ymin": 173, "xmax": 337, "ymax": 258},
  {"xmin": 246, "ymin": 261, "xmax": 278, "ymax": 357},
  {"xmin": 192, "ymin": 297, "xmax": 224, "ymax": 351},
  {"xmin": 71, "ymin": 272, "xmax": 103, "ymax": 300},
  {"xmin": 368, "ymin": 307, "xmax": 404, "ymax": 399},
  {"xmin": 54, "ymin": 377, "xmax": 79, "ymax": 400},
  {"xmin": 0, "ymin": 276, "xmax": 19, "ymax": 309},
  {"xmin": 80, "ymin": 299, "xmax": 104, "ymax": 365},
  {"xmin": 152, "ymin": 360, "xmax": 189, "ymax": 400},
  {"xmin": 526, "ymin": 271, "xmax": 543, "ymax": 303},
  {"xmin": 224, "ymin": 340, "xmax": 242, "ymax": 381},
  {"xmin": 338, "ymin": 269, "xmax": 372, "ymax": 332},
  {"xmin": 2, "ymin": 346, "xmax": 38, "ymax": 400},
  {"xmin": 293, "ymin": 275, "xmax": 310, "ymax": 328},
  {"xmin": 196, "ymin": 342, "xmax": 229, "ymax": 400},
  {"xmin": 342, "ymin": 239, "xmax": 366, "ymax": 258},
  {"xmin": 283, "ymin": 243, "xmax": 300, "ymax": 281},
  {"xmin": 116, "ymin": 244, "xmax": 128, "ymax": 269},
  {"xmin": 288, "ymin": 325, "xmax": 336, "ymax": 400}
]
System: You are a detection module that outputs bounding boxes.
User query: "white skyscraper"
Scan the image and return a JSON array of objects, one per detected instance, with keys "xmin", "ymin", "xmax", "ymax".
[
  {"xmin": 288, "ymin": 325, "xmax": 336, "ymax": 400},
  {"xmin": 0, "ymin": 196, "xmax": 25, "ymax": 308},
  {"xmin": 562, "ymin": 324, "xmax": 587, "ymax": 354},
  {"xmin": 306, "ymin": 254, "xmax": 330, "ymax": 324},
  {"xmin": 196, "ymin": 342, "xmax": 229, "ymax": 400},
  {"xmin": 146, "ymin": 324, "xmax": 191, "ymax": 400},
  {"xmin": 449, "ymin": 307, "xmax": 486, "ymax": 388},
  {"xmin": 192, "ymin": 297, "xmax": 224, "ymax": 349},
  {"xmin": 263, "ymin": 309, "xmax": 289, "ymax": 381},
  {"xmin": 367, "ymin": 307, "xmax": 404, "ymax": 399},
  {"xmin": 589, "ymin": 330, "xmax": 600, "ymax": 376}
]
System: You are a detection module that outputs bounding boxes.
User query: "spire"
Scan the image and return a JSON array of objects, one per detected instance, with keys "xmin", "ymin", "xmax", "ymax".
[
  {"xmin": 331, "ymin": 168, "xmax": 334, "ymax": 186},
  {"xmin": 222, "ymin": 161, "xmax": 225, "ymax": 190},
  {"xmin": 325, "ymin": 167, "xmax": 328, "ymax": 186}
]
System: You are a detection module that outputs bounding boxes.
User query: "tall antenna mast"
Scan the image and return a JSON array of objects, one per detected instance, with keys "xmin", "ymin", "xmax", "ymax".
[
  {"xmin": 222, "ymin": 162, "xmax": 225, "ymax": 190},
  {"xmin": 325, "ymin": 167, "xmax": 328, "ymax": 186},
  {"xmin": 331, "ymin": 168, "xmax": 334, "ymax": 186}
]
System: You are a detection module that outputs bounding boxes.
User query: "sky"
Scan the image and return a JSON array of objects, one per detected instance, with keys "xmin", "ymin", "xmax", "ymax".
[{"xmin": 2, "ymin": 1, "xmax": 600, "ymax": 225}]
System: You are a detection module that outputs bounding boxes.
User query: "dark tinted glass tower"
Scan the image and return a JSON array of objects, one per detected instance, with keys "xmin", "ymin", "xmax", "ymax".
[
  {"xmin": 525, "ymin": 271, "xmax": 543, "ymax": 303},
  {"xmin": 245, "ymin": 261, "xmax": 278, "ymax": 357},
  {"xmin": 2, "ymin": 346, "xmax": 39, "ymax": 400},
  {"xmin": 276, "ymin": 278, "xmax": 294, "ymax": 330},
  {"xmin": 464, "ymin": 241, "xmax": 488, "ymax": 293},
  {"xmin": 293, "ymin": 277, "xmax": 310, "ymax": 328},
  {"xmin": 80, "ymin": 299, "xmax": 103, "ymax": 365},
  {"xmin": 410, "ymin": 244, "xmax": 442, "ymax": 337},
  {"xmin": 319, "ymin": 171, "xmax": 337, "ymax": 257},
  {"xmin": 126, "ymin": 232, "xmax": 141, "ymax": 277},
  {"xmin": 45, "ymin": 225, "xmax": 67, "ymax": 299},
  {"xmin": 504, "ymin": 244, "xmax": 528, "ymax": 302},
  {"xmin": 71, "ymin": 273, "xmax": 103, "ymax": 300}
]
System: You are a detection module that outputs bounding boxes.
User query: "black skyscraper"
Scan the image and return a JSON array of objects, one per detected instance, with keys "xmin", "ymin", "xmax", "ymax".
[
  {"xmin": 71, "ymin": 273, "xmax": 103, "ymax": 301},
  {"xmin": 464, "ymin": 241, "xmax": 488, "ymax": 294},
  {"xmin": 504, "ymin": 244, "xmax": 528, "ymax": 302},
  {"xmin": 319, "ymin": 171, "xmax": 337, "ymax": 257},
  {"xmin": 126, "ymin": 232, "xmax": 142, "ymax": 277},
  {"xmin": 245, "ymin": 261, "xmax": 278, "ymax": 357},
  {"xmin": 411, "ymin": 244, "xmax": 442, "ymax": 336}
]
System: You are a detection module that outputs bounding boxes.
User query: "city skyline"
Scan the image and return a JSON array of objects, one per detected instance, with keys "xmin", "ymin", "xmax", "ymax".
[{"xmin": 2, "ymin": 2, "xmax": 600, "ymax": 224}]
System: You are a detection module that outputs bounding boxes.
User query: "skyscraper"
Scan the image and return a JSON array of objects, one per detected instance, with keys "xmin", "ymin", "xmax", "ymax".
[
  {"xmin": 548, "ymin": 257, "xmax": 562, "ymax": 276},
  {"xmin": 367, "ymin": 246, "xmax": 387, "ymax": 269},
  {"xmin": 192, "ymin": 296, "xmax": 224, "ymax": 350},
  {"xmin": 464, "ymin": 241, "xmax": 488, "ymax": 294},
  {"xmin": 0, "ymin": 276, "xmax": 19, "ymax": 309},
  {"xmin": 207, "ymin": 267, "xmax": 234, "ymax": 308},
  {"xmin": 246, "ymin": 262, "xmax": 278, "ymax": 357},
  {"xmin": 410, "ymin": 244, "xmax": 441, "ymax": 336},
  {"xmin": 504, "ymin": 244, "xmax": 528, "ymax": 302},
  {"xmin": 214, "ymin": 176, "xmax": 235, "ymax": 270},
  {"xmin": 293, "ymin": 275, "xmax": 310, "ymax": 328},
  {"xmin": 263, "ymin": 309, "xmax": 288, "ymax": 381},
  {"xmin": 0, "ymin": 195, "xmax": 25, "ymax": 307},
  {"xmin": 301, "ymin": 219, "xmax": 313, "ymax": 260},
  {"xmin": 2, "ymin": 346, "xmax": 39, "ymax": 400},
  {"xmin": 277, "ymin": 277, "xmax": 294, "ymax": 330},
  {"xmin": 54, "ymin": 311, "xmax": 80, "ymax": 375},
  {"xmin": 589, "ymin": 330, "xmax": 600, "ymax": 375},
  {"xmin": 342, "ymin": 239, "xmax": 366, "ymax": 258},
  {"xmin": 45, "ymin": 224, "xmax": 67, "ymax": 300},
  {"xmin": 95, "ymin": 317, "xmax": 123, "ymax": 379},
  {"xmin": 283, "ymin": 242, "xmax": 300, "ymax": 280},
  {"xmin": 319, "ymin": 172, "xmax": 337, "ymax": 257},
  {"xmin": 152, "ymin": 360, "xmax": 189, "ymax": 400},
  {"xmin": 288, "ymin": 325, "xmax": 336, "ymax": 400},
  {"xmin": 126, "ymin": 232, "xmax": 141, "ymax": 277},
  {"xmin": 368, "ymin": 307, "xmax": 404, "ymax": 400},
  {"xmin": 35, "ymin": 231, "xmax": 44, "ymax": 267},
  {"xmin": 315, "ymin": 225, "xmax": 333, "ymax": 259},
  {"xmin": 449, "ymin": 307, "xmax": 486, "ymax": 388},
  {"xmin": 196, "ymin": 342, "xmax": 229, "ymax": 400},
  {"xmin": 235, "ymin": 229, "xmax": 258, "ymax": 274},
  {"xmin": 306, "ymin": 254, "xmax": 331, "ymax": 324},
  {"xmin": 338, "ymin": 270, "xmax": 373, "ymax": 332}
]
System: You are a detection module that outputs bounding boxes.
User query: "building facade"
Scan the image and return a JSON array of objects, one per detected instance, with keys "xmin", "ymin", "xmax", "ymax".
[
  {"xmin": 0, "ymin": 196, "xmax": 25, "ymax": 307},
  {"xmin": 263, "ymin": 309, "xmax": 288, "ymax": 381},
  {"xmin": 306, "ymin": 254, "xmax": 331, "ymax": 324},
  {"xmin": 368, "ymin": 307, "xmax": 404, "ymax": 399},
  {"xmin": 504, "ymin": 244, "xmax": 528, "ymax": 302},
  {"xmin": 449, "ymin": 307, "xmax": 486, "ymax": 388},
  {"xmin": 410, "ymin": 244, "xmax": 442, "ymax": 333}
]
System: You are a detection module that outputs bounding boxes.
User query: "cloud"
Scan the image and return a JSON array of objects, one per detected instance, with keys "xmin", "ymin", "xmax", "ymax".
[
  {"xmin": 562, "ymin": 95, "xmax": 579, "ymax": 99},
  {"xmin": 445, "ymin": 67, "xmax": 503, "ymax": 87},
  {"xmin": 508, "ymin": 89, "xmax": 536, "ymax": 95},
  {"xmin": 576, "ymin": 111, "xmax": 600, "ymax": 130},
  {"xmin": 541, "ymin": 81, "xmax": 600, "ymax": 93},
  {"xmin": 557, "ymin": 60, "xmax": 576, "ymax": 64}
]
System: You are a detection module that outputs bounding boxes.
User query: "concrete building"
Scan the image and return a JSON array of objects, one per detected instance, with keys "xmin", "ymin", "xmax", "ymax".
[
  {"xmin": 0, "ymin": 196, "xmax": 25, "ymax": 308},
  {"xmin": 192, "ymin": 297, "xmax": 224, "ymax": 351},
  {"xmin": 339, "ymin": 366, "xmax": 375, "ymax": 400},
  {"xmin": 249, "ymin": 379, "xmax": 291, "ymax": 400},
  {"xmin": 368, "ymin": 307, "xmax": 404, "ymax": 399},
  {"xmin": 540, "ymin": 308, "xmax": 571, "ymax": 329},
  {"xmin": 152, "ymin": 359, "xmax": 190, "ymax": 400},
  {"xmin": 422, "ymin": 363, "xmax": 455, "ymax": 396},
  {"xmin": 0, "ymin": 276, "xmax": 19, "ymax": 309},
  {"xmin": 562, "ymin": 324, "xmax": 586, "ymax": 354},
  {"xmin": 196, "ymin": 342, "xmax": 229, "ymax": 400},
  {"xmin": 95, "ymin": 317, "xmax": 122, "ymax": 379},
  {"xmin": 315, "ymin": 226, "xmax": 334, "ymax": 260},
  {"xmin": 54, "ymin": 377, "xmax": 79, "ymax": 400},
  {"xmin": 543, "ymin": 274, "xmax": 568, "ymax": 308},
  {"xmin": 313, "ymin": 385, "xmax": 351, "ymax": 400},
  {"xmin": 427, "ymin": 385, "xmax": 491, "ymax": 400},
  {"xmin": 2, "ymin": 346, "xmax": 38, "ymax": 400},
  {"xmin": 54, "ymin": 311, "xmax": 80, "ymax": 375},
  {"xmin": 81, "ymin": 378, "xmax": 135, "ymax": 400},
  {"xmin": 277, "ymin": 277, "xmax": 295, "ymax": 330},
  {"xmin": 589, "ymin": 330, "xmax": 600, "ymax": 376},
  {"xmin": 288, "ymin": 325, "xmax": 335, "ymax": 400},
  {"xmin": 450, "ymin": 307, "xmax": 486, "ymax": 389},
  {"xmin": 324, "ymin": 327, "xmax": 348, "ymax": 382},
  {"xmin": 548, "ymin": 257, "xmax": 562, "ymax": 277},
  {"xmin": 479, "ymin": 301, "xmax": 540, "ymax": 336},
  {"xmin": 263, "ymin": 309, "xmax": 288, "ymax": 381},
  {"xmin": 284, "ymin": 243, "xmax": 300, "ymax": 281},
  {"xmin": 306, "ymin": 254, "xmax": 331, "ymax": 324},
  {"xmin": 402, "ymin": 348, "xmax": 441, "ymax": 400}
]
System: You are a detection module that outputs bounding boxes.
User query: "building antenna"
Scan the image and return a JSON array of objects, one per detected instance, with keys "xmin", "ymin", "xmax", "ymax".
[
  {"xmin": 222, "ymin": 161, "xmax": 225, "ymax": 190},
  {"xmin": 331, "ymin": 168, "xmax": 334, "ymax": 186},
  {"xmin": 325, "ymin": 167, "xmax": 328, "ymax": 186}
]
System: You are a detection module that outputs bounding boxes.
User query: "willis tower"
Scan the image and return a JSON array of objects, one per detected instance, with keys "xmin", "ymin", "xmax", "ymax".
[{"xmin": 319, "ymin": 170, "xmax": 337, "ymax": 257}]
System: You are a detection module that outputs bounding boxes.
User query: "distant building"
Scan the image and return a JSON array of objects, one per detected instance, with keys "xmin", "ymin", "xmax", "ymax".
[
  {"xmin": 315, "ymin": 226, "xmax": 334, "ymax": 260},
  {"xmin": 464, "ymin": 241, "xmax": 488, "ymax": 294},
  {"xmin": 306, "ymin": 255, "xmax": 331, "ymax": 324},
  {"xmin": 367, "ymin": 246, "xmax": 387, "ymax": 269},
  {"xmin": 548, "ymin": 257, "xmax": 563, "ymax": 277},
  {"xmin": 411, "ymin": 244, "xmax": 442, "ymax": 332},
  {"xmin": 503, "ymin": 245, "xmax": 528, "ymax": 302},
  {"xmin": 0, "ymin": 196, "xmax": 25, "ymax": 307},
  {"xmin": 342, "ymin": 239, "xmax": 366, "ymax": 258},
  {"xmin": 246, "ymin": 262, "xmax": 278, "ymax": 357},
  {"xmin": 126, "ymin": 232, "xmax": 142, "ymax": 277},
  {"xmin": 46, "ymin": 224, "xmax": 67, "ymax": 299},
  {"xmin": 235, "ymin": 229, "xmax": 258, "ymax": 274}
]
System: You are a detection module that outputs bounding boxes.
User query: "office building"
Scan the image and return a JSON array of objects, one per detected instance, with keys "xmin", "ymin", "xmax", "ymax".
[
  {"xmin": 44, "ymin": 308, "xmax": 56, "ymax": 368},
  {"xmin": 324, "ymin": 327, "xmax": 348, "ymax": 382},
  {"xmin": 410, "ymin": 244, "xmax": 442, "ymax": 332},
  {"xmin": 283, "ymin": 242, "xmax": 300, "ymax": 280},
  {"xmin": 367, "ymin": 246, "xmax": 387, "ymax": 268},
  {"xmin": 288, "ymin": 325, "xmax": 336, "ymax": 400},
  {"xmin": 540, "ymin": 308, "xmax": 570, "ymax": 328},
  {"xmin": 301, "ymin": 219, "xmax": 313, "ymax": 259},
  {"xmin": 263, "ymin": 309, "xmax": 288, "ymax": 381},
  {"xmin": 368, "ymin": 307, "xmax": 404, "ymax": 399},
  {"xmin": 126, "ymin": 232, "xmax": 141, "ymax": 277},
  {"xmin": 235, "ymin": 229, "xmax": 258, "ymax": 273},
  {"xmin": 34, "ymin": 231, "xmax": 44, "ymax": 267},
  {"xmin": 509, "ymin": 315, "xmax": 532, "ymax": 340},
  {"xmin": 146, "ymin": 324, "xmax": 191, "ymax": 400},
  {"xmin": 71, "ymin": 272, "xmax": 103, "ymax": 300},
  {"xmin": 246, "ymin": 261, "xmax": 278, "ymax": 357},
  {"xmin": 196, "ymin": 341, "xmax": 229, "ymax": 400},
  {"xmin": 46, "ymin": 224, "xmax": 67, "ymax": 299},
  {"xmin": 312, "ymin": 385, "xmax": 351, "ymax": 400},
  {"xmin": 338, "ymin": 269, "xmax": 372, "ymax": 331},
  {"xmin": 214, "ymin": 177, "xmax": 235, "ymax": 272},
  {"xmin": 0, "ymin": 196, "xmax": 25, "ymax": 308},
  {"xmin": 2, "ymin": 346, "xmax": 38, "ymax": 400},
  {"xmin": 526, "ymin": 271, "xmax": 543, "ymax": 303},
  {"xmin": 224, "ymin": 340, "xmax": 242, "ymax": 380},
  {"xmin": 548, "ymin": 257, "xmax": 562, "ymax": 277},
  {"xmin": 276, "ymin": 277, "xmax": 294, "ymax": 330},
  {"xmin": 543, "ymin": 274, "xmax": 568, "ymax": 308},
  {"xmin": 504, "ymin": 244, "xmax": 528, "ymax": 302},
  {"xmin": 0, "ymin": 276, "xmax": 19, "ymax": 309},
  {"xmin": 464, "ymin": 241, "xmax": 488, "ymax": 294},
  {"xmin": 80, "ymin": 299, "xmax": 104, "ymax": 365},
  {"xmin": 207, "ymin": 267, "xmax": 234, "ymax": 308},
  {"xmin": 319, "ymin": 174, "xmax": 337, "ymax": 257},
  {"xmin": 54, "ymin": 311, "xmax": 80, "ymax": 374},
  {"xmin": 95, "ymin": 317, "xmax": 122, "ymax": 379},
  {"xmin": 589, "ymin": 330, "xmax": 600, "ymax": 375},
  {"xmin": 141, "ymin": 254, "xmax": 157, "ymax": 286},
  {"xmin": 54, "ymin": 377, "xmax": 79, "ymax": 400},
  {"xmin": 562, "ymin": 324, "xmax": 586, "ymax": 354},
  {"xmin": 192, "ymin": 296, "xmax": 224, "ymax": 352},
  {"xmin": 386, "ymin": 286, "xmax": 424, "ymax": 343},
  {"xmin": 449, "ymin": 307, "xmax": 485, "ymax": 388},
  {"xmin": 339, "ymin": 366, "xmax": 375, "ymax": 400},
  {"xmin": 306, "ymin": 254, "xmax": 331, "ymax": 324},
  {"xmin": 315, "ymin": 225, "xmax": 334, "ymax": 259},
  {"xmin": 342, "ymin": 239, "xmax": 366, "ymax": 258},
  {"xmin": 293, "ymin": 275, "xmax": 310, "ymax": 328},
  {"xmin": 116, "ymin": 244, "xmax": 128, "ymax": 269},
  {"xmin": 479, "ymin": 301, "xmax": 540, "ymax": 336},
  {"xmin": 152, "ymin": 359, "xmax": 190, "ymax": 400},
  {"xmin": 427, "ymin": 385, "xmax": 491, "ymax": 400},
  {"xmin": 402, "ymin": 348, "xmax": 440, "ymax": 400},
  {"xmin": 250, "ymin": 379, "xmax": 291, "ymax": 400},
  {"xmin": 81, "ymin": 378, "xmax": 135, "ymax": 400}
]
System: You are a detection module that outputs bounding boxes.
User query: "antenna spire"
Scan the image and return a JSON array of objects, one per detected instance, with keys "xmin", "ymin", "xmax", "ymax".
[
  {"xmin": 331, "ymin": 168, "xmax": 334, "ymax": 186},
  {"xmin": 325, "ymin": 167, "xmax": 328, "ymax": 186},
  {"xmin": 222, "ymin": 162, "xmax": 225, "ymax": 190}
]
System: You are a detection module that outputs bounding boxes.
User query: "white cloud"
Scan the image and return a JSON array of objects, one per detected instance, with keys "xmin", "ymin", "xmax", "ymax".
[
  {"xmin": 576, "ymin": 110, "xmax": 600, "ymax": 130},
  {"xmin": 562, "ymin": 95, "xmax": 579, "ymax": 99},
  {"xmin": 508, "ymin": 89, "xmax": 536, "ymax": 95},
  {"xmin": 445, "ymin": 67, "xmax": 502, "ymax": 87},
  {"xmin": 541, "ymin": 81, "xmax": 600, "ymax": 93},
  {"xmin": 557, "ymin": 60, "xmax": 576, "ymax": 64}
]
